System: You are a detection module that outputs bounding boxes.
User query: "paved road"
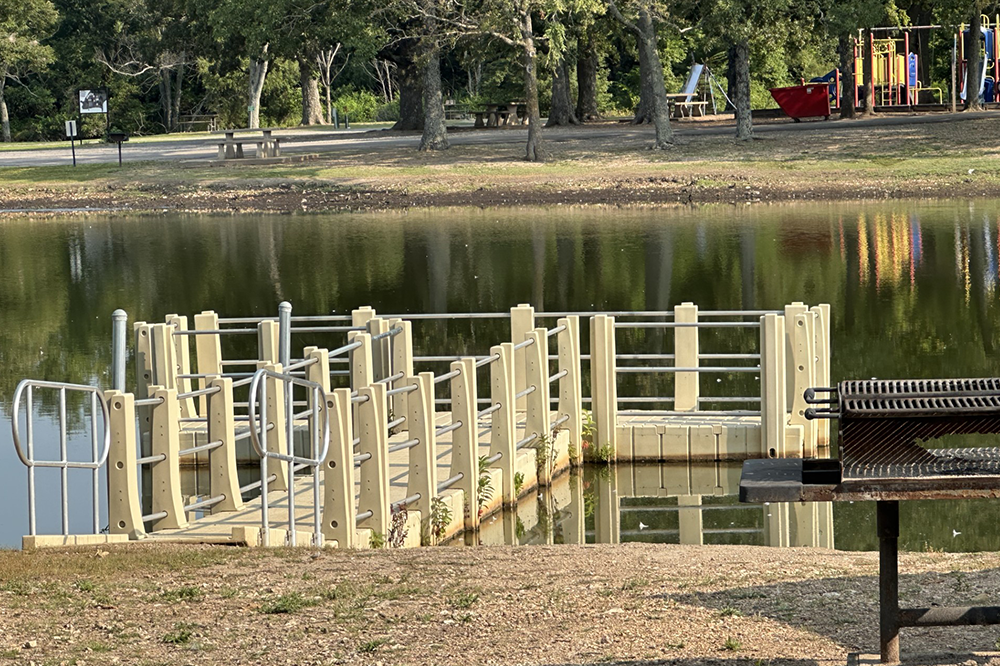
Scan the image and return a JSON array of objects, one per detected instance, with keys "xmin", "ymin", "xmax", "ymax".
[{"xmin": 1, "ymin": 110, "xmax": 996, "ymax": 168}]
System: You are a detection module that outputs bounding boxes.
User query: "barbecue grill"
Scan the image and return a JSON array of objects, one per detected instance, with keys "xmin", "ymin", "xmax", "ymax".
[{"xmin": 740, "ymin": 376, "xmax": 1000, "ymax": 664}]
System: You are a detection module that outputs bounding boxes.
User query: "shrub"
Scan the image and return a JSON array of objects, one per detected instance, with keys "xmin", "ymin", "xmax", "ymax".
[{"xmin": 332, "ymin": 87, "xmax": 380, "ymax": 123}]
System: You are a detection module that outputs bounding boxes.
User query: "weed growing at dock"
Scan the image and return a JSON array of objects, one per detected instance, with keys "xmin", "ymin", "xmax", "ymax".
[
  {"xmin": 429, "ymin": 497, "xmax": 451, "ymax": 541},
  {"xmin": 723, "ymin": 637, "xmax": 742, "ymax": 651}
]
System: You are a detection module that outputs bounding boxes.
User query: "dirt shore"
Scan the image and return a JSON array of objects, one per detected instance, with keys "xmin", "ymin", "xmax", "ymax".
[
  {"xmin": 3, "ymin": 115, "xmax": 1000, "ymax": 216},
  {"xmin": 2, "ymin": 543, "xmax": 1000, "ymax": 665}
]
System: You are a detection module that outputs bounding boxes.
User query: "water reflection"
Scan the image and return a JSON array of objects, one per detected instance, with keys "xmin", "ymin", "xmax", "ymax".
[{"xmin": 10, "ymin": 202, "xmax": 1000, "ymax": 548}]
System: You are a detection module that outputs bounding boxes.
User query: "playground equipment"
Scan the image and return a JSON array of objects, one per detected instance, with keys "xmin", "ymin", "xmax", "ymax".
[
  {"xmin": 853, "ymin": 27, "xmax": 943, "ymax": 108},
  {"xmin": 959, "ymin": 17, "xmax": 999, "ymax": 103},
  {"xmin": 769, "ymin": 83, "xmax": 831, "ymax": 121}
]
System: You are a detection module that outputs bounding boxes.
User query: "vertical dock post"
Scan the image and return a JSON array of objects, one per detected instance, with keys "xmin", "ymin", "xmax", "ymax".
[
  {"xmin": 194, "ymin": 311, "xmax": 223, "ymax": 416},
  {"xmin": 511, "ymin": 304, "xmax": 535, "ymax": 410},
  {"xmin": 150, "ymin": 387, "xmax": 187, "ymax": 530},
  {"xmin": 590, "ymin": 315, "xmax": 618, "ymax": 459},
  {"xmin": 349, "ymin": 332, "xmax": 373, "ymax": 433},
  {"xmin": 407, "ymin": 372, "xmax": 437, "ymax": 543},
  {"xmin": 789, "ymin": 312, "xmax": 817, "ymax": 457},
  {"xmin": 367, "ymin": 317, "xmax": 390, "ymax": 382},
  {"xmin": 388, "ymin": 319, "xmax": 413, "ymax": 421},
  {"xmin": 489, "ymin": 343, "xmax": 517, "ymax": 504},
  {"xmin": 166, "ymin": 315, "xmax": 196, "ymax": 418},
  {"xmin": 323, "ymin": 388, "xmax": 355, "ymax": 547},
  {"xmin": 811, "ymin": 304, "xmax": 832, "ymax": 452},
  {"xmin": 258, "ymin": 320, "xmax": 280, "ymax": 366},
  {"xmin": 524, "ymin": 328, "xmax": 551, "ymax": 483},
  {"xmin": 111, "ymin": 310, "xmax": 127, "ymax": 392},
  {"xmin": 677, "ymin": 495, "xmax": 704, "ymax": 545},
  {"xmin": 356, "ymin": 383, "xmax": 390, "ymax": 539},
  {"xmin": 450, "ymin": 358, "xmax": 479, "ymax": 530},
  {"xmin": 557, "ymin": 316, "xmax": 583, "ymax": 466},
  {"xmin": 134, "ymin": 322, "xmax": 153, "ymax": 455},
  {"xmin": 278, "ymin": 301, "xmax": 292, "ymax": 367},
  {"xmin": 760, "ymin": 314, "xmax": 787, "ymax": 458},
  {"xmin": 207, "ymin": 377, "xmax": 243, "ymax": 512},
  {"xmin": 674, "ymin": 303, "xmax": 699, "ymax": 412},
  {"xmin": 105, "ymin": 390, "xmax": 143, "ymax": 538}
]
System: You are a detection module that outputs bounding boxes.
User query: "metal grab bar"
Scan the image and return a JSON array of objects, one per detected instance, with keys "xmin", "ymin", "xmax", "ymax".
[
  {"xmin": 134, "ymin": 396, "xmax": 165, "ymax": 407},
  {"xmin": 435, "ymin": 422, "xmax": 462, "ymax": 437},
  {"xmin": 356, "ymin": 510, "xmax": 374, "ymax": 524},
  {"xmin": 549, "ymin": 369, "xmax": 568, "ymax": 383},
  {"xmin": 516, "ymin": 433, "xmax": 538, "ymax": 450},
  {"xmin": 142, "ymin": 511, "xmax": 168, "ymax": 523},
  {"xmin": 616, "ymin": 366, "xmax": 760, "ymax": 374},
  {"xmin": 391, "ymin": 493, "xmax": 421, "ymax": 511},
  {"xmin": 416, "ymin": 355, "xmax": 489, "ymax": 362},
  {"xmin": 284, "ymin": 356, "xmax": 320, "ymax": 372},
  {"xmin": 478, "ymin": 403, "xmax": 501, "ymax": 419},
  {"xmin": 11, "ymin": 380, "xmax": 112, "ymax": 537},
  {"xmin": 376, "ymin": 372, "xmax": 406, "ymax": 385},
  {"xmin": 172, "ymin": 328, "xmax": 257, "ymax": 335},
  {"xmin": 287, "ymin": 326, "xmax": 363, "ymax": 333},
  {"xmin": 387, "ymin": 416, "xmax": 407, "ymax": 430},
  {"xmin": 137, "ymin": 453, "xmax": 167, "ymax": 465},
  {"xmin": 386, "ymin": 384, "xmax": 418, "ymax": 397},
  {"xmin": 355, "ymin": 452, "xmax": 372, "ymax": 466},
  {"xmin": 240, "ymin": 474, "xmax": 277, "ymax": 495},
  {"xmin": 352, "ymin": 394, "xmax": 372, "ymax": 404},
  {"xmin": 388, "ymin": 438, "xmax": 419, "ymax": 454},
  {"xmin": 235, "ymin": 422, "xmax": 274, "ymax": 442},
  {"xmin": 550, "ymin": 414, "xmax": 570, "ymax": 430},
  {"xmin": 614, "ymin": 321, "xmax": 761, "ymax": 329},
  {"xmin": 475, "ymin": 354, "xmax": 501, "ymax": 368},
  {"xmin": 184, "ymin": 494, "xmax": 226, "ymax": 513},
  {"xmin": 699, "ymin": 397, "xmax": 762, "ymax": 403},
  {"xmin": 515, "ymin": 385, "xmax": 536, "ymax": 400},
  {"xmin": 618, "ymin": 410, "xmax": 762, "ymax": 417},
  {"xmin": 177, "ymin": 372, "xmax": 254, "ymax": 379},
  {"xmin": 513, "ymin": 337, "xmax": 535, "ymax": 351},
  {"xmin": 483, "ymin": 451, "xmax": 503, "ymax": 465},
  {"xmin": 221, "ymin": 359, "xmax": 260, "ymax": 366},
  {"xmin": 438, "ymin": 473, "xmax": 463, "ymax": 493},
  {"xmin": 434, "ymin": 369, "xmax": 462, "ymax": 384},
  {"xmin": 178, "ymin": 440, "xmax": 224, "ymax": 457},
  {"xmin": 329, "ymin": 340, "xmax": 364, "ymax": 358},
  {"xmin": 371, "ymin": 326, "xmax": 403, "ymax": 342},
  {"xmin": 547, "ymin": 325, "xmax": 566, "ymax": 337}
]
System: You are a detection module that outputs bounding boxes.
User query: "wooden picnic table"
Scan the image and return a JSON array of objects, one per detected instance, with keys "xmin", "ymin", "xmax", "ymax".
[
  {"xmin": 664, "ymin": 93, "xmax": 709, "ymax": 118},
  {"xmin": 212, "ymin": 128, "xmax": 282, "ymax": 160}
]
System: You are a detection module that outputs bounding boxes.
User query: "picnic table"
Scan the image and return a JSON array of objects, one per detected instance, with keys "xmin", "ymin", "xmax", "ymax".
[
  {"xmin": 443, "ymin": 102, "xmax": 527, "ymax": 128},
  {"xmin": 665, "ymin": 93, "xmax": 708, "ymax": 118},
  {"xmin": 212, "ymin": 128, "xmax": 281, "ymax": 160}
]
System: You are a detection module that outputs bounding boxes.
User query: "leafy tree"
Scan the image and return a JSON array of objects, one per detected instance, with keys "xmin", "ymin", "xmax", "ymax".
[{"xmin": 0, "ymin": 0, "xmax": 58, "ymax": 141}]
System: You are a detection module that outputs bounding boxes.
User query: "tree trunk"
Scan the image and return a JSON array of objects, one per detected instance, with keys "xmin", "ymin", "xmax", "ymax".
[
  {"xmin": 576, "ymin": 29, "xmax": 600, "ymax": 121},
  {"xmin": 0, "ymin": 83, "xmax": 9, "ymax": 143},
  {"xmin": 725, "ymin": 44, "xmax": 738, "ymax": 112},
  {"xmin": 546, "ymin": 57, "xmax": 579, "ymax": 126},
  {"xmin": 861, "ymin": 30, "xmax": 875, "ymax": 116},
  {"xmin": 248, "ymin": 49, "xmax": 269, "ymax": 129},
  {"xmin": 172, "ymin": 57, "xmax": 185, "ymax": 131},
  {"xmin": 733, "ymin": 38, "xmax": 752, "ymax": 140},
  {"xmin": 298, "ymin": 56, "xmax": 324, "ymax": 125},
  {"xmin": 520, "ymin": 8, "xmax": 545, "ymax": 161},
  {"xmin": 392, "ymin": 53, "xmax": 423, "ymax": 130},
  {"xmin": 419, "ymin": 40, "xmax": 449, "ymax": 150},
  {"xmin": 633, "ymin": 27, "xmax": 654, "ymax": 124},
  {"xmin": 966, "ymin": 9, "xmax": 985, "ymax": 111},
  {"xmin": 160, "ymin": 70, "xmax": 174, "ymax": 131},
  {"xmin": 838, "ymin": 33, "xmax": 855, "ymax": 119},
  {"xmin": 637, "ymin": 6, "xmax": 672, "ymax": 148}
]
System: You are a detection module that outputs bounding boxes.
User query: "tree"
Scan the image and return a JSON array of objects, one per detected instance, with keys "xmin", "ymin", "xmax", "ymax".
[
  {"xmin": 965, "ymin": 1, "xmax": 985, "ymax": 110},
  {"xmin": 608, "ymin": 0, "xmax": 673, "ymax": 148},
  {"xmin": 0, "ymin": 0, "xmax": 57, "ymax": 141}
]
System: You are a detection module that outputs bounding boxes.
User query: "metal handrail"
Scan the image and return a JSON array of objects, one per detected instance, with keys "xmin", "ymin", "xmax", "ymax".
[
  {"xmin": 547, "ymin": 325, "xmax": 566, "ymax": 337},
  {"xmin": 177, "ymin": 385, "xmax": 222, "ymax": 400},
  {"xmin": 478, "ymin": 403, "xmax": 501, "ymax": 419},
  {"xmin": 513, "ymin": 337, "xmax": 535, "ymax": 351},
  {"xmin": 178, "ymin": 440, "xmax": 224, "ymax": 457},
  {"xmin": 616, "ymin": 366, "xmax": 760, "ymax": 374},
  {"xmin": 376, "ymin": 371, "xmax": 406, "ymax": 385},
  {"xmin": 172, "ymin": 328, "xmax": 257, "ymax": 335},
  {"xmin": 514, "ymin": 385, "xmax": 536, "ymax": 400},
  {"xmin": 135, "ymin": 396, "xmax": 165, "ymax": 407},
  {"xmin": 614, "ymin": 321, "xmax": 761, "ymax": 329},
  {"xmin": 438, "ymin": 473, "xmax": 463, "ymax": 493},
  {"xmin": 284, "ymin": 357, "xmax": 320, "ymax": 372},
  {"xmin": 516, "ymin": 433, "xmax": 538, "ymax": 450},
  {"xmin": 549, "ymin": 369, "xmax": 568, "ymax": 383},
  {"xmin": 386, "ymin": 384, "xmax": 418, "ymax": 397},
  {"xmin": 329, "ymin": 339, "xmax": 364, "ymax": 357},
  {"xmin": 435, "ymin": 422, "xmax": 462, "ymax": 437},
  {"xmin": 476, "ymin": 354, "xmax": 501, "ymax": 368},
  {"xmin": 11, "ymin": 379, "xmax": 112, "ymax": 537},
  {"xmin": 137, "ymin": 453, "xmax": 167, "ymax": 465},
  {"xmin": 371, "ymin": 326, "xmax": 403, "ymax": 342},
  {"xmin": 434, "ymin": 369, "xmax": 462, "ymax": 384},
  {"xmin": 388, "ymin": 438, "xmax": 419, "ymax": 454}
]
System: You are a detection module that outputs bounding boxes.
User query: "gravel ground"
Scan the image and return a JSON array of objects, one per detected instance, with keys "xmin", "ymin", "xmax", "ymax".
[{"xmin": 3, "ymin": 543, "xmax": 1000, "ymax": 665}]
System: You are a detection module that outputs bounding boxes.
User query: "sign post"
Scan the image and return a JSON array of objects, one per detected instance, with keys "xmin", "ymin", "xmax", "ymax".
[{"xmin": 65, "ymin": 120, "xmax": 78, "ymax": 167}]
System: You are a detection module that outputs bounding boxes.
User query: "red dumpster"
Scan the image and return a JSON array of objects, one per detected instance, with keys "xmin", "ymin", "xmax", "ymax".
[{"xmin": 769, "ymin": 84, "xmax": 831, "ymax": 122}]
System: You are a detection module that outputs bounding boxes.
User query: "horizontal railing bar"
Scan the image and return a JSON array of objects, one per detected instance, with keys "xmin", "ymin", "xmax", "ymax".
[
  {"xmin": 616, "ymin": 366, "xmax": 760, "ymax": 373},
  {"xmin": 549, "ymin": 369, "xmax": 568, "ymax": 383},
  {"xmin": 386, "ymin": 384, "xmax": 418, "ymax": 397},
  {"xmin": 478, "ymin": 403, "xmax": 501, "ymax": 418},
  {"xmin": 351, "ymin": 394, "xmax": 371, "ymax": 404},
  {"xmin": 330, "ymin": 370, "xmax": 350, "ymax": 376},
  {"xmin": 177, "ymin": 372, "xmax": 255, "ymax": 379},
  {"xmin": 699, "ymin": 397, "xmax": 762, "ymax": 403},
  {"xmin": 550, "ymin": 414, "xmax": 570, "ymax": 430},
  {"xmin": 354, "ymin": 452, "xmax": 372, "ymax": 466},
  {"xmin": 616, "ymin": 354, "xmax": 675, "ymax": 360},
  {"xmin": 437, "ymin": 473, "xmax": 464, "ymax": 493},
  {"xmin": 615, "ymin": 322, "xmax": 761, "ymax": 329},
  {"xmin": 434, "ymin": 369, "xmax": 462, "ymax": 384},
  {"xmin": 179, "ymin": 417, "xmax": 207, "ymax": 422},
  {"xmin": 548, "ymin": 355, "xmax": 591, "ymax": 361},
  {"xmin": 617, "ymin": 397, "xmax": 676, "ymax": 403},
  {"xmin": 184, "ymin": 494, "xmax": 226, "ymax": 512},
  {"xmin": 177, "ymin": 386, "xmax": 223, "ymax": 400},
  {"xmin": 476, "ymin": 354, "xmax": 501, "ymax": 368},
  {"xmin": 376, "ymin": 372, "xmax": 406, "ymax": 385},
  {"xmin": 221, "ymin": 360, "xmax": 260, "ymax": 366},
  {"xmin": 391, "ymin": 493, "xmax": 422, "ymax": 511},
  {"xmin": 217, "ymin": 316, "xmax": 271, "ymax": 324},
  {"xmin": 483, "ymin": 452, "xmax": 503, "ymax": 464},
  {"xmin": 231, "ymin": 377, "xmax": 254, "ymax": 389},
  {"xmin": 292, "ymin": 409, "xmax": 318, "ymax": 420},
  {"xmin": 516, "ymin": 433, "xmax": 538, "ymax": 450},
  {"xmin": 142, "ymin": 511, "xmax": 168, "ymax": 523},
  {"xmin": 515, "ymin": 385, "xmax": 536, "ymax": 400},
  {"xmin": 621, "ymin": 505, "xmax": 759, "ymax": 513},
  {"xmin": 618, "ymin": 410, "xmax": 761, "ymax": 417},
  {"xmin": 284, "ymin": 357, "xmax": 319, "ymax": 372},
  {"xmin": 178, "ymin": 440, "xmax": 223, "ymax": 457},
  {"xmin": 387, "ymin": 416, "xmax": 406, "ymax": 430},
  {"xmin": 435, "ymin": 422, "xmax": 462, "ymax": 437},
  {"xmin": 415, "ymin": 355, "xmax": 489, "ymax": 362},
  {"xmin": 290, "ymin": 326, "xmax": 362, "ymax": 333},
  {"xmin": 388, "ymin": 438, "xmax": 419, "ymax": 454},
  {"xmin": 700, "ymin": 353, "xmax": 761, "ymax": 360},
  {"xmin": 172, "ymin": 328, "xmax": 257, "ymax": 335},
  {"xmin": 234, "ymin": 422, "xmax": 273, "ymax": 442},
  {"xmin": 547, "ymin": 325, "xmax": 566, "ymax": 337},
  {"xmin": 134, "ymin": 397, "xmax": 164, "ymax": 407},
  {"xmin": 329, "ymin": 340, "xmax": 364, "ymax": 357},
  {"xmin": 239, "ymin": 473, "xmax": 277, "ymax": 495},
  {"xmin": 534, "ymin": 309, "xmax": 779, "ymax": 317},
  {"xmin": 136, "ymin": 453, "xmax": 167, "ymax": 465},
  {"xmin": 356, "ymin": 510, "xmax": 374, "ymax": 524},
  {"xmin": 513, "ymin": 338, "xmax": 535, "ymax": 351},
  {"xmin": 371, "ymin": 326, "xmax": 403, "ymax": 341},
  {"xmin": 380, "ymin": 312, "xmax": 510, "ymax": 320}
]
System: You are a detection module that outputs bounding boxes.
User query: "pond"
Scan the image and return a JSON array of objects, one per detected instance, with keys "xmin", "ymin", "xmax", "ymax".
[{"xmin": 3, "ymin": 201, "xmax": 1000, "ymax": 550}]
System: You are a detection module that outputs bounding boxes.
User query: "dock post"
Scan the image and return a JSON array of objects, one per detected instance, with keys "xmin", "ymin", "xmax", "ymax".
[
  {"xmin": 524, "ymin": 328, "xmax": 551, "ymax": 483},
  {"xmin": 760, "ymin": 314, "xmax": 787, "ymax": 458},
  {"xmin": 877, "ymin": 500, "xmax": 900, "ymax": 664},
  {"xmin": 263, "ymin": 363, "xmax": 289, "ymax": 491},
  {"xmin": 166, "ymin": 315, "xmax": 197, "ymax": 418},
  {"xmin": 557, "ymin": 316, "xmax": 583, "ymax": 466},
  {"xmin": 810, "ymin": 304, "xmax": 832, "ymax": 452},
  {"xmin": 194, "ymin": 311, "xmax": 223, "ymax": 416},
  {"xmin": 388, "ymin": 319, "xmax": 413, "ymax": 424},
  {"xmin": 489, "ymin": 343, "xmax": 517, "ymax": 504},
  {"xmin": 352, "ymin": 306, "xmax": 376, "ymax": 328},
  {"xmin": 111, "ymin": 310, "xmax": 127, "ymax": 392},
  {"xmin": 677, "ymin": 495, "xmax": 704, "ymax": 545},
  {"xmin": 450, "ymin": 358, "xmax": 479, "ymax": 531},
  {"xmin": 789, "ymin": 312, "xmax": 817, "ymax": 457},
  {"xmin": 674, "ymin": 303, "xmax": 699, "ymax": 412},
  {"xmin": 366, "ymin": 317, "xmax": 390, "ymax": 382},
  {"xmin": 134, "ymin": 322, "xmax": 153, "ymax": 458},
  {"xmin": 356, "ymin": 383, "xmax": 390, "ymax": 540},
  {"xmin": 257, "ymin": 320, "xmax": 280, "ymax": 365},
  {"xmin": 207, "ymin": 377, "xmax": 243, "ymax": 513},
  {"xmin": 407, "ymin": 372, "xmax": 438, "ymax": 544},
  {"xmin": 348, "ymin": 332, "xmax": 373, "ymax": 433},
  {"xmin": 589, "ymin": 315, "xmax": 618, "ymax": 460},
  {"xmin": 511, "ymin": 304, "xmax": 535, "ymax": 410},
  {"xmin": 323, "ymin": 388, "xmax": 355, "ymax": 547},
  {"xmin": 105, "ymin": 390, "xmax": 144, "ymax": 538},
  {"xmin": 150, "ymin": 387, "xmax": 188, "ymax": 530},
  {"xmin": 278, "ymin": 301, "xmax": 292, "ymax": 367}
]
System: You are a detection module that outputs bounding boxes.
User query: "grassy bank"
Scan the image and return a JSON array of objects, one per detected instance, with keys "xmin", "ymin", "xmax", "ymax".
[
  {"xmin": 2, "ymin": 116, "xmax": 1000, "ymax": 214},
  {"xmin": 2, "ymin": 543, "xmax": 1000, "ymax": 665}
]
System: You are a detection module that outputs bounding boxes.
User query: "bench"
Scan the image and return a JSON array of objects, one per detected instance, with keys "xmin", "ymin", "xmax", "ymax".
[
  {"xmin": 671, "ymin": 100, "xmax": 709, "ymax": 118},
  {"xmin": 213, "ymin": 128, "xmax": 281, "ymax": 160},
  {"xmin": 177, "ymin": 114, "xmax": 218, "ymax": 132}
]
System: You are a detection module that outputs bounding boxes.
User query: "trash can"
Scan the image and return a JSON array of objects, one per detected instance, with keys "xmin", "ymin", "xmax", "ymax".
[{"xmin": 769, "ymin": 84, "xmax": 831, "ymax": 122}]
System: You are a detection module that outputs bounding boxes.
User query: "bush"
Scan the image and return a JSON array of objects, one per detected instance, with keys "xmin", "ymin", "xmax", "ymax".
[
  {"xmin": 375, "ymin": 98, "xmax": 400, "ymax": 122},
  {"xmin": 331, "ymin": 87, "xmax": 380, "ymax": 123}
]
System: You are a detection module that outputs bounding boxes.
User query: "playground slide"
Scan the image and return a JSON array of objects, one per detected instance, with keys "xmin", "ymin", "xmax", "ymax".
[{"xmin": 961, "ymin": 26, "xmax": 990, "ymax": 102}]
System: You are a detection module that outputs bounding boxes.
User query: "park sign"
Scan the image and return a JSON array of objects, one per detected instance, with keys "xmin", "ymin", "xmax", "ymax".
[{"xmin": 78, "ymin": 88, "xmax": 108, "ymax": 114}]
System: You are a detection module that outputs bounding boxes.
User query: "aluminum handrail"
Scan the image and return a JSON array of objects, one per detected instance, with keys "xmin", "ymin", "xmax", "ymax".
[
  {"xmin": 483, "ymin": 451, "xmax": 503, "ymax": 465},
  {"xmin": 221, "ymin": 359, "xmax": 260, "ymax": 366},
  {"xmin": 416, "ymin": 355, "xmax": 489, "ymax": 362},
  {"xmin": 547, "ymin": 325, "xmax": 566, "ymax": 337},
  {"xmin": 386, "ymin": 384, "xmax": 418, "ymax": 397},
  {"xmin": 172, "ymin": 328, "xmax": 257, "ymax": 335},
  {"xmin": 177, "ymin": 372, "xmax": 254, "ymax": 379},
  {"xmin": 289, "ymin": 326, "xmax": 363, "ymax": 333},
  {"xmin": 371, "ymin": 326, "xmax": 403, "ymax": 341},
  {"xmin": 513, "ymin": 337, "xmax": 535, "ymax": 351},
  {"xmin": 177, "ymin": 385, "xmax": 222, "ymax": 400},
  {"xmin": 137, "ymin": 453, "xmax": 167, "ymax": 465},
  {"xmin": 329, "ymin": 339, "xmax": 364, "ymax": 357},
  {"xmin": 178, "ymin": 440, "xmax": 223, "ymax": 457},
  {"xmin": 550, "ymin": 414, "xmax": 570, "ymax": 430},
  {"xmin": 478, "ymin": 403, "xmax": 501, "ymax": 419},
  {"xmin": 376, "ymin": 371, "xmax": 406, "ymax": 385},
  {"xmin": 11, "ymin": 380, "xmax": 111, "ymax": 536},
  {"xmin": 391, "ymin": 493, "xmax": 421, "ymax": 511},
  {"xmin": 134, "ymin": 396, "xmax": 165, "ymax": 407},
  {"xmin": 618, "ymin": 410, "xmax": 761, "ymax": 417},
  {"xmin": 352, "ymin": 394, "xmax": 372, "ymax": 404},
  {"xmin": 549, "ymin": 369, "xmax": 568, "ymax": 383},
  {"xmin": 354, "ymin": 452, "xmax": 372, "ymax": 466},
  {"xmin": 438, "ymin": 473, "xmax": 463, "ymax": 493},
  {"xmin": 184, "ymin": 494, "xmax": 226, "ymax": 512},
  {"xmin": 514, "ymin": 385, "xmax": 536, "ymax": 400},
  {"xmin": 434, "ymin": 369, "xmax": 462, "ymax": 384},
  {"xmin": 516, "ymin": 433, "xmax": 538, "ymax": 450},
  {"xmin": 388, "ymin": 438, "xmax": 419, "ymax": 454},
  {"xmin": 387, "ymin": 416, "xmax": 407, "ymax": 430},
  {"xmin": 356, "ymin": 510, "xmax": 374, "ymax": 524},
  {"xmin": 142, "ymin": 511, "xmax": 168, "ymax": 523},
  {"xmin": 284, "ymin": 357, "xmax": 320, "ymax": 372},
  {"xmin": 476, "ymin": 354, "xmax": 501, "ymax": 368},
  {"xmin": 435, "ymin": 422, "xmax": 462, "ymax": 437},
  {"xmin": 614, "ymin": 322, "xmax": 761, "ymax": 329},
  {"xmin": 616, "ymin": 366, "xmax": 760, "ymax": 373}
]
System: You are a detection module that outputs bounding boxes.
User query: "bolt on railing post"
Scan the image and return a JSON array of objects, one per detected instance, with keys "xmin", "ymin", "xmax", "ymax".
[
  {"xmin": 589, "ymin": 315, "xmax": 617, "ymax": 460},
  {"xmin": 111, "ymin": 309, "xmax": 127, "ymax": 392},
  {"xmin": 449, "ymin": 358, "xmax": 478, "ymax": 531},
  {"xmin": 489, "ymin": 343, "xmax": 517, "ymax": 505},
  {"xmin": 357, "ymin": 383, "xmax": 390, "ymax": 539},
  {"xmin": 323, "ymin": 388, "xmax": 355, "ymax": 547},
  {"xmin": 150, "ymin": 386, "xmax": 188, "ymax": 530},
  {"xmin": 524, "ymin": 328, "xmax": 550, "ymax": 484},
  {"xmin": 674, "ymin": 303, "xmax": 699, "ymax": 412},
  {"xmin": 511, "ymin": 304, "xmax": 535, "ymax": 410},
  {"xmin": 207, "ymin": 377, "xmax": 243, "ymax": 513},
  {"xmin": 407, "ymin": 372, "xmax": 437, "ymax": 543},
  {"xmin": 278, "ymin": 301, "xmax": 292, "ymax": 368},
  {"xmin": 557, "ymin": 316, "xmax": 583, "ymax": 467},
  {"xmin": 105, "ymin": 390, "xmax": 144, "ymax": 538}
]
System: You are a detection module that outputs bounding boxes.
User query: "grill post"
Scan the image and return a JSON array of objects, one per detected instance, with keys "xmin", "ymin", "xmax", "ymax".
[{"xmin": 877, "ymin": 500, "xmax": 900, "ymax": 664}]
